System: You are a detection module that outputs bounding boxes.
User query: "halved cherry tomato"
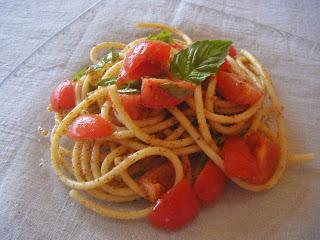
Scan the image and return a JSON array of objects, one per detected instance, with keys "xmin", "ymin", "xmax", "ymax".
[
  {"xmin": 223, "ymin": 132, "xmax": 280, "ymax": 185},
  {"xmin": 148, "ymin": 179, "xmax": 200, "ymax": 231},
  {"xmin": 117, "ymin": 40, "xmax": 171, "ymax": 87},
  {"xmin": 223, "ymin": 137, "xmax": 260, "ymax": 182},
  {"xmin": 141, "ymin": 78, "xmax": 195, "ymax": 109},
  {"xmin": 217, "ymin": 71, "xmax": 263, "ymax": 105},
  {"xmin": 67, "ymin": 114, "xmax": 113, "ymax": 140},
  {"xmin": 219, "ymin": 45, "xmax": 237, "ymax": 72},
  {"xmin": 246, "ymin": 132, "xmax": 280, "ymax": 184},
  {"xmin": 50, "ymin": 80, "xmax": 75, "ymax": 112},
  {"xmin": 193, "ymin": 161, "xmax": 226, "ymax": 206},
  {"xmin": 119, "ymin": 94, "xmax": 149, "ymax": 120}
]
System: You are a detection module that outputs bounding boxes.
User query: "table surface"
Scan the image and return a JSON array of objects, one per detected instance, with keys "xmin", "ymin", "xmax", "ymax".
[
  {"xmin": 0, "ymin": 1, "xmax": 319, "ymax": 240},
  {"xmin": 1, "ymin": 0, "xmax": 319, "ymax": 82}
]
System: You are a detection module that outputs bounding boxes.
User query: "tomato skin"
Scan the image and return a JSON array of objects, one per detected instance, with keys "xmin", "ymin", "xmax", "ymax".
[
  {"xmin": 141, "ymin": 78, "xmax": 195, "ymax": 109},
  {"xmin": 223, "ymin": 137, "xmax": 260, "ymax": 182},
  {"xmin": 193, "ymin": 161, "xmax": 226, "ymax": 206},
  {"xmin": 117, "ymin": 40, "xmax": 171, "ymax": 87},
  {"xmin": 119, "ymin": 94, "xmax": 149, "ymax": 120},
  {"xmin": 219, "ymin": 45, "xmax": 237, "ymax": 72},
  {"xmin": 50, "ymin": 80, "xmax": 75, "ymax": 112},
  {"xmin": 148, "ymin": 179, "xmax": 200, "ymax": 231},
  {"xmin": 67, "ymin": 114, "xmax": 113, "ymax": 140},
  {"xmin": 217, "ymin": 71, "xmax": 263, "ymax": 105}
]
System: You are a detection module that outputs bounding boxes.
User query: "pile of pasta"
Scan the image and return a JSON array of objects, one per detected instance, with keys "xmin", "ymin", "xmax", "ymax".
[{"xmin": 50, "ymin": 22, "xmax": 313, "ymax": 220}]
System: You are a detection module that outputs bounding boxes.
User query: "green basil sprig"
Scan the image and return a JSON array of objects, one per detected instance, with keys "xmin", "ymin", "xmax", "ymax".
[
  {"xmin": 147, "ymin": 30, "xmax": 173, "ymax": 43},
  {"xmin": 169, "ymin": 40, "xmax": 232, "ymax": 85}
]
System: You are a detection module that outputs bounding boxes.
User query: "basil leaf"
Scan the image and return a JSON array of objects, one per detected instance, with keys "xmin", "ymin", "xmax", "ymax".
[
  {"xmin": 91, "ymin": 48, "xmax": 119, "ymax": 72},
  {"xmin": 106, "ymin": 47, "xmax": 119, "ymax": 63},
  {"xmin": 147, "ymin": 30, "xmax": 173, "ymax": 43},
  {"xmin": 73, "ymin": 67, "xmax": 88, "ymax": 81},
  {"xmin": 98, "ymin": 77, "xmax": 117, "ymax": 87},
  {"xmin": 117, "ymin": 80, "xmax": 142, "ymax": 94},
  {"xmin": 170, "ymin": 40, "xmax": 232, "ymax": 85},
  {"xmin": 159, "ymin": 82, "xmax": 193, "ymax": 99},
  {"xmin": 91, "ymin": 60, "xmax": 107, "ymax": 71}
]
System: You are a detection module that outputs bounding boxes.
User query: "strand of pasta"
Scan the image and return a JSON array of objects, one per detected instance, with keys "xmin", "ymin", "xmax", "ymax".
[
  {"xmin": 90, "ymin": 42, "xmax": 126, "ymax": 64},
  {"xmin": 194, "ymin": 85, "xmax": 219, "ymax": 152},
  {"xmin": 69, "ymin": 190, "xmax": 152, "ymax": 220},
  {"xmin": 137, "ymin": 22, "xmax": 192, "ymax": 45},
  {"xmin": 288, "ymin": 153, "xmax": 314, "ymax": 162}
]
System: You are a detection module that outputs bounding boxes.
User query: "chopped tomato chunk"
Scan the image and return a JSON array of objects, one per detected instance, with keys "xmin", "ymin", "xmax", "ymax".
[
  {"xmin": 117, "ymin": 40, "xmax": 171, "ymax": 87},
  {"xmin": 119, "ymin": 94, "xmax": 149, "ymax": 120},
  {"xmin": 50, "ymin": 80, "xmax": 75, "ymax": 112},
  {"xmin": 193, "ymin": 161, "xmax": 226, "ymax": 206},
  {"xmin": 67, "ymin": 114, "xmax": 113, "ymax": 140},
  {"xmin": 141, "ymin": 78, "xmax": 195, "ymax": 109},
  {"xmin": 223, "ymin": 137, "xmax": 260, "ymax": 182},
  {"xmin": 217, "ymin": 71, "xmax": 263, "ymax": 105},
  {"xmin": 148, "ymin": 179, "xmax": 200, "ymax": 231},
  {"xmin": 246, "ymin": 132, "xmax": 280, "ymax": 184},
  {"xmin": 222, "ymin": 132, "xmax": 280, "ymax": 185},
  {"xmin": 138, "ymin": 160, "xmax": 193, "ymax": 202}
]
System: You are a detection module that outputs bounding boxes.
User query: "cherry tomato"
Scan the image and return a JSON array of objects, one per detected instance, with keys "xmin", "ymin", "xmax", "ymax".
[
  {"xmin": 223, "ymin": 137, "xmax": 260, "ymax": 182},
  {"xmin": 193, "ymin": 161, "xmax": 226, "ymax": 206},
  {"xmin": 117, "ymin": 40, "xmax": 171, "ymax": 87},
  {"xmin": 219, "ymin": 45, "xmax": 237, "ymax": 72},
  {"xmin": 67, "ymin": 114, "xmax": 113, "ymax": 140},
  {"xmin": 148, "ymin": 179, "xmax": 200, "ymax": 231},
  {"xmin": 217, "ymin": 71, "xmax": 263, "ymax": 105},
  {"xmin": 119, "ymin": 94, "xmax": 149, "ymax": 120},
  {"xmin": 50, "ymin": 80, "xmax": 75, "ymax": 112},
  {"xmin": 141, "ymin": 78, "xmax": 195, "ymax": 109}
]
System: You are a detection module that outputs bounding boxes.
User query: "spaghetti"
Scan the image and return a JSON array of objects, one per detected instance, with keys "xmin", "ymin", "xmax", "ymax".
[{"xmin": 49, "ymin": 22, "xmax": 314, "ymax": 229}]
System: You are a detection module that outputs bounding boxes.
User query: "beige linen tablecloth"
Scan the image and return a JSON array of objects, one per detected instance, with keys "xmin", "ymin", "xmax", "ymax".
[{"xmin": 0, "ymin": 0, "xmax": 319, "ymax": 239}]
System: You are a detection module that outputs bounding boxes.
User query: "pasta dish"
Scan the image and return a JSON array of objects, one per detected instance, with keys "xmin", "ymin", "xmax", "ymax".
[{"xmin": 49, "ymin": 22, "xmax": 314, "ymax": 230}]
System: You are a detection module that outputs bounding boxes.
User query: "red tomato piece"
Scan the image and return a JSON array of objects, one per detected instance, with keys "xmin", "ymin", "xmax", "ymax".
[
  {"xmin": 138, "ymin": 163, "xmax": 175, "ymax": 203},
  {"xmin": 67, "ymin": 114, "xmax": 113, "ymax": 140},
  {"xmin": 193, "ymin": 161, "xmax": 226, "ymax": 206},
  {"xmin": 246, "ymin": 132, "xmax": 280, "ymax": 184},
  {"xmin": 219, "ymin": 60, "xmax": 231, "ymax": 72},
  {"xmin": 50, "ymin": 80, "xmax": 75, "ymax": 112},
  {"xmin": 141, "ymin": 78, "xmax": 195, "ymax": 109},
  {"xmin": 223, "ymin": 137, "xmax": 260, "ymax": 182},
  {"xmin": 117, "ymin": 40, "xmax": 171, "ymax": 87},
  {"xmin": 148, "ymin": 179, "xmax": 200, "ymax": 231},
  {"xmin": 138, "ymin": 160, "xmax": 193, "ymax": 202},
  {"xmin": 119, "ymin": 94, "xmax": 149, "ymax": 120},
  {"xmin": 223, "ymin": 133, "xmax": 280, "ymax": 185},
  {"xmin": 217, "ymin": 71, "xmax": 263, "ymax": 105},
  {"xmin": 228, "ymin": 45, "xmax": 237, "ymax": 58},
  {"xmin": 219, "ymin": 45, "xmax": 237, "ymax": 71}
]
